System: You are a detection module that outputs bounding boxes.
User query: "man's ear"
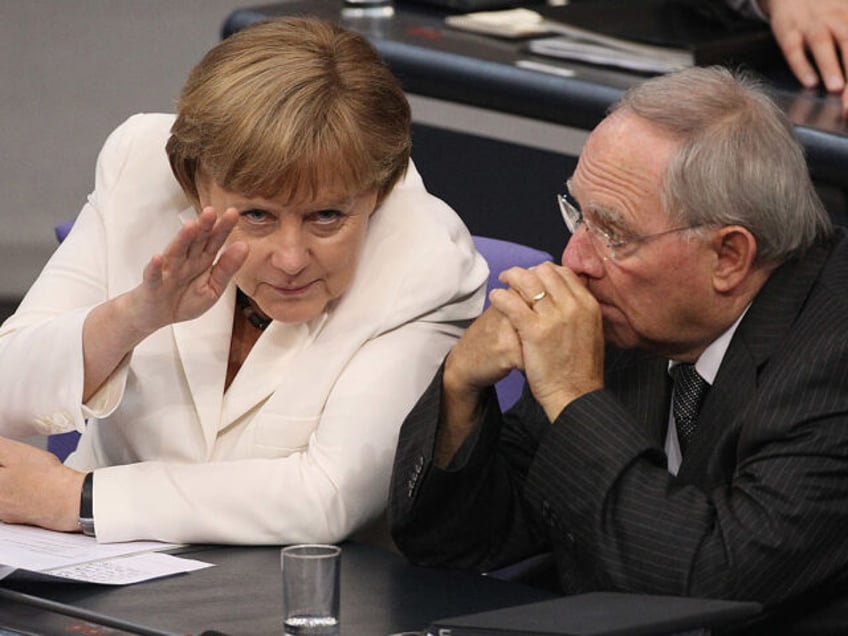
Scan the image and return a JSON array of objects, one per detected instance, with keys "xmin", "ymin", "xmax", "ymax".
[{"xmin": 710, "ymin": 225, "xmax": 758, "ymax": 293}]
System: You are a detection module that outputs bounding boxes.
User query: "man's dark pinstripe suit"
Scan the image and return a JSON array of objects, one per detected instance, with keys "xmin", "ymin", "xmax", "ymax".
[{"xmin": 389, "ymin": 227, "xmax": 848, "ymax": 626}]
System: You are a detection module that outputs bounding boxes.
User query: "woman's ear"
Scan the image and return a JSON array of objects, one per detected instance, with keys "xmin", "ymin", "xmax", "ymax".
[
  {"xmin": 710, "ymin": 225, "xmax": 758, "ymax": 293},
  {"xmin": 365, "ymin": 190, "xmax": 380, "ymax": 218},
  {"xmin": 194, "ymin": 175, "xmax": 211, "ymax": 209}
]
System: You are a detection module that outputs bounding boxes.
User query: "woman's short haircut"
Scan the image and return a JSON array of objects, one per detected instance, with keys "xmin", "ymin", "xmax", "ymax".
[
  {"xmin": 167, "ymin": 17, "xmax": 411, "ymax": 207},
  {"xmin": 612, "ymin": 65, "xmax": 832, "ymax": 265}
]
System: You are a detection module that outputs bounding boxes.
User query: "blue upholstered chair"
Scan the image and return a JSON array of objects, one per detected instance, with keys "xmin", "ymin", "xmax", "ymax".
[
  {"xmin": 54, "ymin": 219, "xmax": 75, "ymax": 243},
  {"xmin": 47, "ymin": 431, "xmax": 81, "ymax": 462},
  {"xmin": 471, "ymin": 235, "xmax": 554, "ymax": 411},
  {"xmin": 47, "ymin": 219, "xmax": 81, "ymax": 461}
]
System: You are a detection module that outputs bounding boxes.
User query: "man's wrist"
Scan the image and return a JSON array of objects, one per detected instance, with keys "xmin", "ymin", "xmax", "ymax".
[
  {"xmin": 78, "ymin": 471, "xmax": 96, "ymax": 537},
  {"xmin": 436, "ymin": 367, "xmax": 486, "ymax": 469}
]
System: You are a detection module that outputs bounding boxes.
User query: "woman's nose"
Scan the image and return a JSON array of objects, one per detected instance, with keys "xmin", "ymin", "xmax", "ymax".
[{"xmin": 269, "ymin": 229, "xmax": 310, "ymax": 274}]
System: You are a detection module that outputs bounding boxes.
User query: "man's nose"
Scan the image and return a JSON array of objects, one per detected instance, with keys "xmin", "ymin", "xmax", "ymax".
[{"xmin": 561, "ymin": 225, "xmax": 605, "ymax": 278}]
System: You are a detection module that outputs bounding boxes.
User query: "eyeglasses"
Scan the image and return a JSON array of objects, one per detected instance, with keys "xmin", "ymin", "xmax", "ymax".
[{"xmin": 557, "ymin": 181, "xmax": 702, "ymax": 261}]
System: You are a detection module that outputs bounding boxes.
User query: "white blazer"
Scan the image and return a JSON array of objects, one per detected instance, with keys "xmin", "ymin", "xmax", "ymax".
[{"xmin": 0, "ymin": 114, "xmax": 488, "ymax": 544}]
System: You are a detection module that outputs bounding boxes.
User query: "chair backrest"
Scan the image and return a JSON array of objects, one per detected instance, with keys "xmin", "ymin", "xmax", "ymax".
[
  {"xmin": 47, "ymin": 430, "xmax": 82, "ymax": 462},
  {"xmin": 54, "ymin": 219, "xmax": 75, "ymax": 243},
  {"xmin": 472, "ymin": 235, "xmax": 554, "ymax": 306},
  {"xmin": 47, "ymin": 220, "xmax": 81, "ymax": 461},
  {"xmin": 472, "ymin": 235, "xmax": 553, "ymax": 410}
]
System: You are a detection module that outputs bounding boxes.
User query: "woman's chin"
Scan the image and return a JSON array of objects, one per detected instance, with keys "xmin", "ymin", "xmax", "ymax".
[{"xmin": 267, "ymin": 299, "xmax": 329, "ymax": 325}]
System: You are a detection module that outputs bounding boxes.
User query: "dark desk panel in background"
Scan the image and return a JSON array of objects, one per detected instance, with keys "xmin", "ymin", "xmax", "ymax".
[
  {"xmin": 223, "ymin": 0, "xmax": 848, "ymax": 170},
  {"xmin": 223, "ymin": 1, "xmax": 848, "ymax": 256}
]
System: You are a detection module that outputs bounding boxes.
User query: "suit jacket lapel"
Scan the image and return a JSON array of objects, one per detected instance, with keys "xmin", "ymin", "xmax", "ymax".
[
  {"xmin": 171, "ymin": 287, "xmax": 322, "ymax": 446},
  {"xmin": 606, "ymin": 348, "xmax": 672, "ymax": 446},
  {"xmin": 172, "ymin": 289, "xmax": 233, "ymax": 451},
  {"xmin": 220, "ymin": 317, "xmax": 320, "ymax": 426}
]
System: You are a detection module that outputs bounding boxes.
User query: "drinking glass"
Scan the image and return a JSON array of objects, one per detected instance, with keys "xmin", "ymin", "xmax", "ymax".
[{"xmin": 281, "ymin": 544, "xmax": 341, "ymax": 636}]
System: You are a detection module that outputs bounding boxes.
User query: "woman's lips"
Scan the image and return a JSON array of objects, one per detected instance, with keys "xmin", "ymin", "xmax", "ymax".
[{"xmin": 271, "ymin": 282, "xmax": 314, "ymax": 296}]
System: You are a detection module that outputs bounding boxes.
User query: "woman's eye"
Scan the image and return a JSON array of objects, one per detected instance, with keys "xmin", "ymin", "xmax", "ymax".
[
  {"xmin": 240, "ymin": 209, "xmax": 269, "ymax": 223},
  {"xmin": 311, "ymin": 209, "xmax": 343, "ymax": 225}
]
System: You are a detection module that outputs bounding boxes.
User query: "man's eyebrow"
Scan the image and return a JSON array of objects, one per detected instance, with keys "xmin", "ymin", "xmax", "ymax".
[
  {"xmin": 569, "ymin": 179, "xmax": 631, "ymax": 232},
  {"xmin": 584, "ymin": 200, "xmax": 628, "ymax": 231}
]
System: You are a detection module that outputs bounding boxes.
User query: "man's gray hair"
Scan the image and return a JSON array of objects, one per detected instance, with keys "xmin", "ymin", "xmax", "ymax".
[{"xmin": 612, "ymin": 66, "xmax": 832, "ymax": 264}]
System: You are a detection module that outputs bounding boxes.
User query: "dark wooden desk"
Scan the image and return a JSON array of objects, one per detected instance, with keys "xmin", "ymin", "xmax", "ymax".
[
  {"xmin": 0, "ymin": 543, "xmax": 554, "ymax": 635},
  {"xmin": 3, "ymin": 542, "xmax": 847, "ymax": 634},
  {"xmin": 222, "ymin": 1, "xmax": 848, "ymax": 257}
]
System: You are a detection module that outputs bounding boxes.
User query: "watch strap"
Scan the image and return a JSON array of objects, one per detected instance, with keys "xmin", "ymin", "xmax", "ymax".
[{"xmin": 78, "ymin": 471, "xmax": 95, "ymax": 537}]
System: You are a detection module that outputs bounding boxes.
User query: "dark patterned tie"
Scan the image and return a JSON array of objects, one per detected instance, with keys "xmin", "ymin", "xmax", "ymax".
[{"xmin": 671, "ymin": 363, "xmax": 709, "ymax": 454}]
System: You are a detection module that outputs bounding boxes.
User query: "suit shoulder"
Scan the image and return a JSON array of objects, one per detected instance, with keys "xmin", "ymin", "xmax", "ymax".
[
  {"xmin": 369, "ymin": 160, "xmax": 488, "ymax": 284},
  {"xmin": 99, "ymin": 113, "xmax": 173, "ymax": 165},
  {"xmin": 817, "ymin": 229, "xmax": 848, "ymax": 311},
  {"xmin": 93, "ymin": 114, "xmax": 180, "ymax": 200}
]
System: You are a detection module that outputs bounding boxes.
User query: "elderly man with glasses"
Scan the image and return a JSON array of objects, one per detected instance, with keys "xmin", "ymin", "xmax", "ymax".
[{"xmin": 389, "ymin": 66, "xmax": 848, "ymax": 629}]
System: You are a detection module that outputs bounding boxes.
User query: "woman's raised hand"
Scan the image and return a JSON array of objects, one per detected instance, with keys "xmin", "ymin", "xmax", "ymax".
[
  {"xmin": 81, "ymin": 207, "xmax": 248, "ymax": 401},
  {"xmin": 132, "ymin": 207, "xmax": 248, "ymax": 334}
]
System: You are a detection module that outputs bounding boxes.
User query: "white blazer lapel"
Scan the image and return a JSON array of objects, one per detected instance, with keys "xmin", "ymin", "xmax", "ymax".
[
  {"xmin": 172, "ymin": 290, "xmax": 233, "ymax": 450},
  {"xmin": 221, "ymin": 317, "xmax": 321, "ymax": 427}
]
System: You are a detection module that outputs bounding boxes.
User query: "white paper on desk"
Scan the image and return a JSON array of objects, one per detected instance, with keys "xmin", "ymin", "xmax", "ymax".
[
  {"xmin": 47, "ymin": 551, "xmax": 213, "ymax": 585},
  {"xmin": 446, "ymin": 8, "xmax": 552, "ymax": 38},
  {"xmin": 528, "ymin": 35, "xmax": 688, "ymax": 75},
  {"xmin": 0, "ymin": 522, "xmax": 213, "ymax": 585}
]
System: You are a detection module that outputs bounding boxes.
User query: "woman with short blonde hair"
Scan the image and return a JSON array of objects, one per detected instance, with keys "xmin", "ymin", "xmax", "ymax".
[{"xmin": 0, "ymin": 17, "xmax": 487, "ymax": 546}]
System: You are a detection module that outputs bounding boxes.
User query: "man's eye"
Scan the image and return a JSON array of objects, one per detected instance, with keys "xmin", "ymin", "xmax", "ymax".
[
  {"xmin": 240, "ymin": 209, "xmax": 269, "ymax": 223},
  {"xmin": 585, "ymin": 212, "xmax": 624, "ymax": 245},
  {"xmin": 601, "ymin": 226, "xmax": 628, "ymax": 245}
]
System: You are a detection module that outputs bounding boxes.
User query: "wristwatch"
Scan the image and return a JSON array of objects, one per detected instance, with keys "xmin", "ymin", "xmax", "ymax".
[{"xmin": 78, "ymin": 471, "xmax": 96, "ymax": 537}]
